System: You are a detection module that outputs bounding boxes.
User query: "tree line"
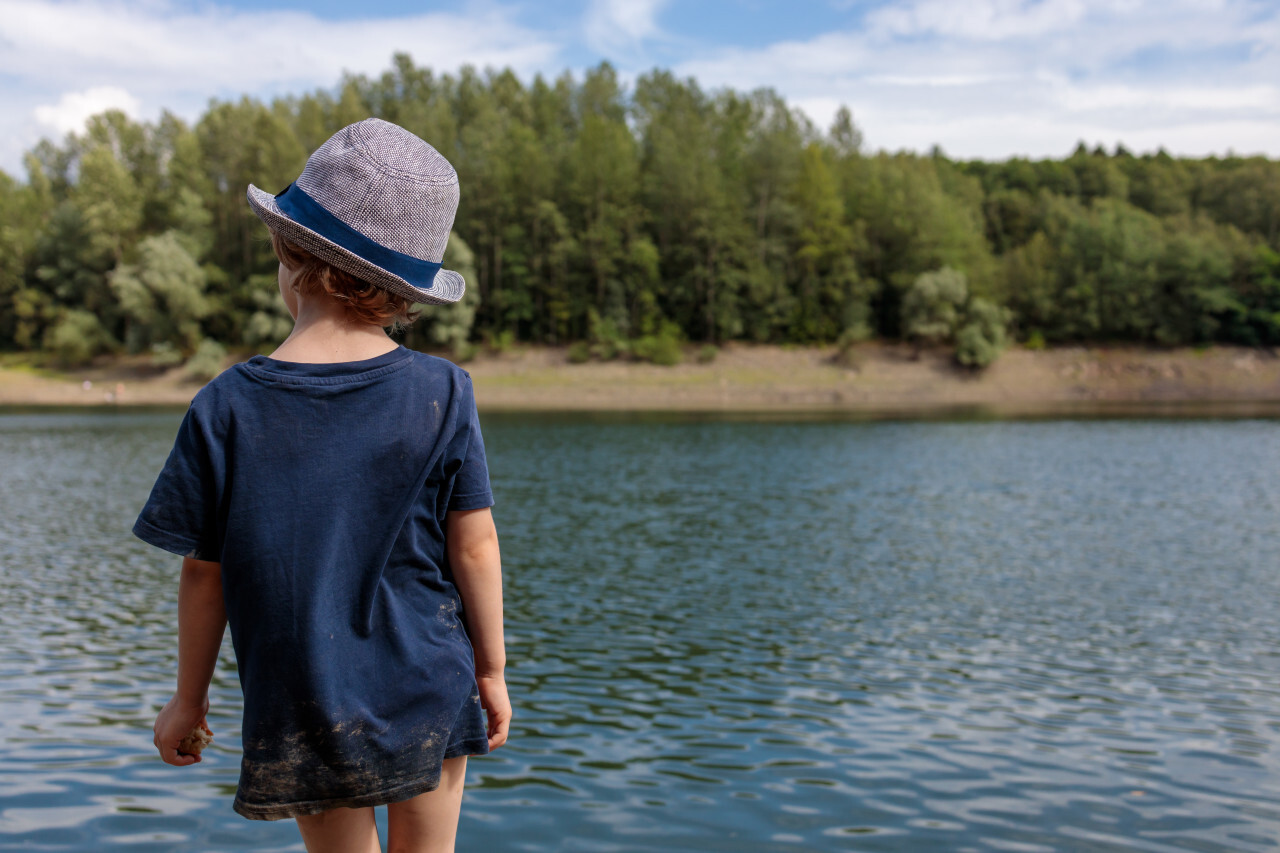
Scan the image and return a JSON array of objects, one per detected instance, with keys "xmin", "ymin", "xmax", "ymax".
[{"xmin": 2, "ymin": 53, "xmax": 1278, "ymax": 372}]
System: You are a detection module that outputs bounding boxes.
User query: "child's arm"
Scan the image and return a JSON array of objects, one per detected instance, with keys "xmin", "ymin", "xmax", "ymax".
[
  {"xmin": 446, "ymin": 507, "xmax": 511, "ymax": 750},
  {"xmin": 153, "ymin": 556, "xmax": 226, "ymax": 766}
]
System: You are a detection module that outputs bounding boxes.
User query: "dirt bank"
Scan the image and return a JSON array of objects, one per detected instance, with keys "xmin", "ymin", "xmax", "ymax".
[{"xmin": 2, "ymin": 343, "xmax": 1279, "ymax": 415}]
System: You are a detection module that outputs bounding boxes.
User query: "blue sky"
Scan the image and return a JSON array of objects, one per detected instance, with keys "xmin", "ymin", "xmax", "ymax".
[{"xmin": 1, "ymin": 0, "xmax": 1278, "ymax": 175}]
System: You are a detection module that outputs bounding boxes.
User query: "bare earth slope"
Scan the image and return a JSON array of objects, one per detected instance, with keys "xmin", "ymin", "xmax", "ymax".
[{"xmin": 2, "ymin": 344, "xmax": 1279, "ymax": 414}]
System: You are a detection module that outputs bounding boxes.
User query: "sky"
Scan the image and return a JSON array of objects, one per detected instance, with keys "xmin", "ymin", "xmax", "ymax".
[{"xmin": 1, "ymin": 0, "xmax": 1278, "ymax": 177}]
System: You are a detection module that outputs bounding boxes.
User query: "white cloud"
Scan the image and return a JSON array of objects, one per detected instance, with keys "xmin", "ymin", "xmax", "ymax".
[
  {"xmin": 584, "ymin": 0, "xmax": 669, "ymax": 56},
  {"xmin": 868, "ymin": 0, "xmax": 1092, "ymax": 41},
  {"xmin": 34, "ymin": 86, "xmax": 141, "ymax": 135},
  {"xmin": 0, "ymin": 0, "xmax": 1277, "ymax": 173},
  {"xmin": 0, "ymin": 0, "xmax": 564, "ymax": 174},
  {"xmin": 1056, "ymin": 83, "xmax": 1279, "ymax": 113},
  {"xmin": 672, "ymin": 0, "xmax": 1280, "ymax": 158},
  {"xmin": 0, "ymin": 0, "xmax": 560, "ymax": 92}
]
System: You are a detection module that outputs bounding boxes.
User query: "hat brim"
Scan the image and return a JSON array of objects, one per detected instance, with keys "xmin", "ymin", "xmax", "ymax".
[{"xmin": 246, "ymin": 184, "xmax": 466, "ymax": 306}]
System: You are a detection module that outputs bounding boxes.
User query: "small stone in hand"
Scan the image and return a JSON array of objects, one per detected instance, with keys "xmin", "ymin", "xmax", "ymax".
[{"xmin": 178, "ymin": 721, "xmax": 214, "ymax": 755}]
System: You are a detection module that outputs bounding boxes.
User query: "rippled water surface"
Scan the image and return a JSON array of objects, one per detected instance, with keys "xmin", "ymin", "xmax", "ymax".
[{"xmin": 3, "ymin": 410, "xmax": 1280, "ymax": 852}]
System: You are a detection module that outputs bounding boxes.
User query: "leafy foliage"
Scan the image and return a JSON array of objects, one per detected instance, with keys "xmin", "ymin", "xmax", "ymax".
[
  {"xmin": 956, "ymin": 298, "xmax": 1011, "ymax": 368},
  {"xmin": 109, "ymin": 231, "xmax": 209, "ymax": 352},
  {"xmin": 184, "ymin": 338, "xmax": 228, "ymax": 381},
  {"xmin": 902, "ymin": 267, "xmax": 968, "ymax": 345},
  {"xmin": 2, "ymin": 55, "xmax": 1279, "ymax": 372}
]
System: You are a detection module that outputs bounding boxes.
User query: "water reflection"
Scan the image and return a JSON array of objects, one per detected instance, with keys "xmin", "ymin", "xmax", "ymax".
[{"xmin": 2, "ymin": 412, "xmax": 1280, "ymax": 851}]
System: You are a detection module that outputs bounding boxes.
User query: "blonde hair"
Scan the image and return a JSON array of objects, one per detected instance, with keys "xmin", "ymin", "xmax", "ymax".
[{"xmin": 270, "ymin": 231, "xmax": 421, "ymax": 333}]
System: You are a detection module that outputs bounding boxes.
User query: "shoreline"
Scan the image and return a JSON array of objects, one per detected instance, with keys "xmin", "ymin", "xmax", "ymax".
[{"xmin": 2, "ymin": 343, "xmax": 1279, "ymax": 417}]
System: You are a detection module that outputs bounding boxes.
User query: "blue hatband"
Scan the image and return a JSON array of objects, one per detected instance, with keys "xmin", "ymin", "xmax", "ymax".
[{"xmin": 274, "ymin": 183, "xmax": 440, "ymax": 290}]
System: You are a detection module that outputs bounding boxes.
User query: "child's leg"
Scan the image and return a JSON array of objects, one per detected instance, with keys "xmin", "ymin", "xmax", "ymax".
[
  {"xmin": 296, "ymin": 805, "xmax": 380, "ymax": 853},
  {"xmin": 385, "ymin": 756, "xmax": 468, "ymax": 853}
]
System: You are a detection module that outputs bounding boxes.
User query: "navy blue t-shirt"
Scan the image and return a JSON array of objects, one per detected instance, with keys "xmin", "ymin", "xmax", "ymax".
[{"xmin": 133, "ymin": 345, "xmax": 494, "ymax": 820}]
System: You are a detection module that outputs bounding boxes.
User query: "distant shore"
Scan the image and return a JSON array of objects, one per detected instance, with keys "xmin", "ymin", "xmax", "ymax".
[{"xmin": 2, "ymin": 343, "xmax": 1279, "ymax": 417}]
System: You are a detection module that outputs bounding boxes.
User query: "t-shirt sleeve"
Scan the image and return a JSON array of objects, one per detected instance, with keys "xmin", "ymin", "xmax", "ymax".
[
  {"xmin": 132, "ymin": 402, "xmax": 223, "ymax": 561},
  {"xmin": 448, "ymin": 374, "xmax": 495, "ymax": 512}
]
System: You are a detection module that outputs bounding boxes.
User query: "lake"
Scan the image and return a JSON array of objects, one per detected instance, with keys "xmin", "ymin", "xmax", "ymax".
[{"xmin": 2, "ymin": 410, "xmax": 1279, "ymax": 852}]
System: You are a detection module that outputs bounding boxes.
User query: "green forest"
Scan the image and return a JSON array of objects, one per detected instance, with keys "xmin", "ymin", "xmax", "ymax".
[{"xmin": 2, "ymin": 53, "xmax": 1279, "ymax": 373}]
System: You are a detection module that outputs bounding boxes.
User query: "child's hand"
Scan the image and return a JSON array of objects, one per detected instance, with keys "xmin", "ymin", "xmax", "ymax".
[
  {"xmin": 477, "ymin": 673, "xmax": 511, "ymax": 751},
  {"xmin": 153, "ymin": 694, "xmax": 210, "ymax": 766}
]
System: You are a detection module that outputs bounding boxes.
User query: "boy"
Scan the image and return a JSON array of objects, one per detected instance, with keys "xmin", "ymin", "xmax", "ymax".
[{"xmin": 134, "ymin": 118, "xmax": 510, "ymax": 853}]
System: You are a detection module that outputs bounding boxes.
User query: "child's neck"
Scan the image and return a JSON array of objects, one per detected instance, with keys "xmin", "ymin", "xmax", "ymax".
[{"xmin": 269, "ymin": 311, "xmax": 397, "ymax": 365}]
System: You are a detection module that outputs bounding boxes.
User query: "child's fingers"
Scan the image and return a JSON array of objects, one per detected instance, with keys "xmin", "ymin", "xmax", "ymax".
[
  {"xmin": 476, "ymin": 675, "xmax": 511, "ymax": 750},
  {"xmin": 153, "ymin": 696, "xmax": 213, "ymax": 767},
  {"xmin": 486, "ymin": 708, "xmax": 511, "ymax": 750},
  {"xmin": 158, "ymin": 743, "xmax": 200, "ymax": 766}
]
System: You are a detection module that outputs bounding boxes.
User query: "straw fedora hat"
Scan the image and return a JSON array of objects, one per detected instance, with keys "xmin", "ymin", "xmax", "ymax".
[{"xmin": 246, "ymin": 118, "xmax": 466, "ymax": 305}]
